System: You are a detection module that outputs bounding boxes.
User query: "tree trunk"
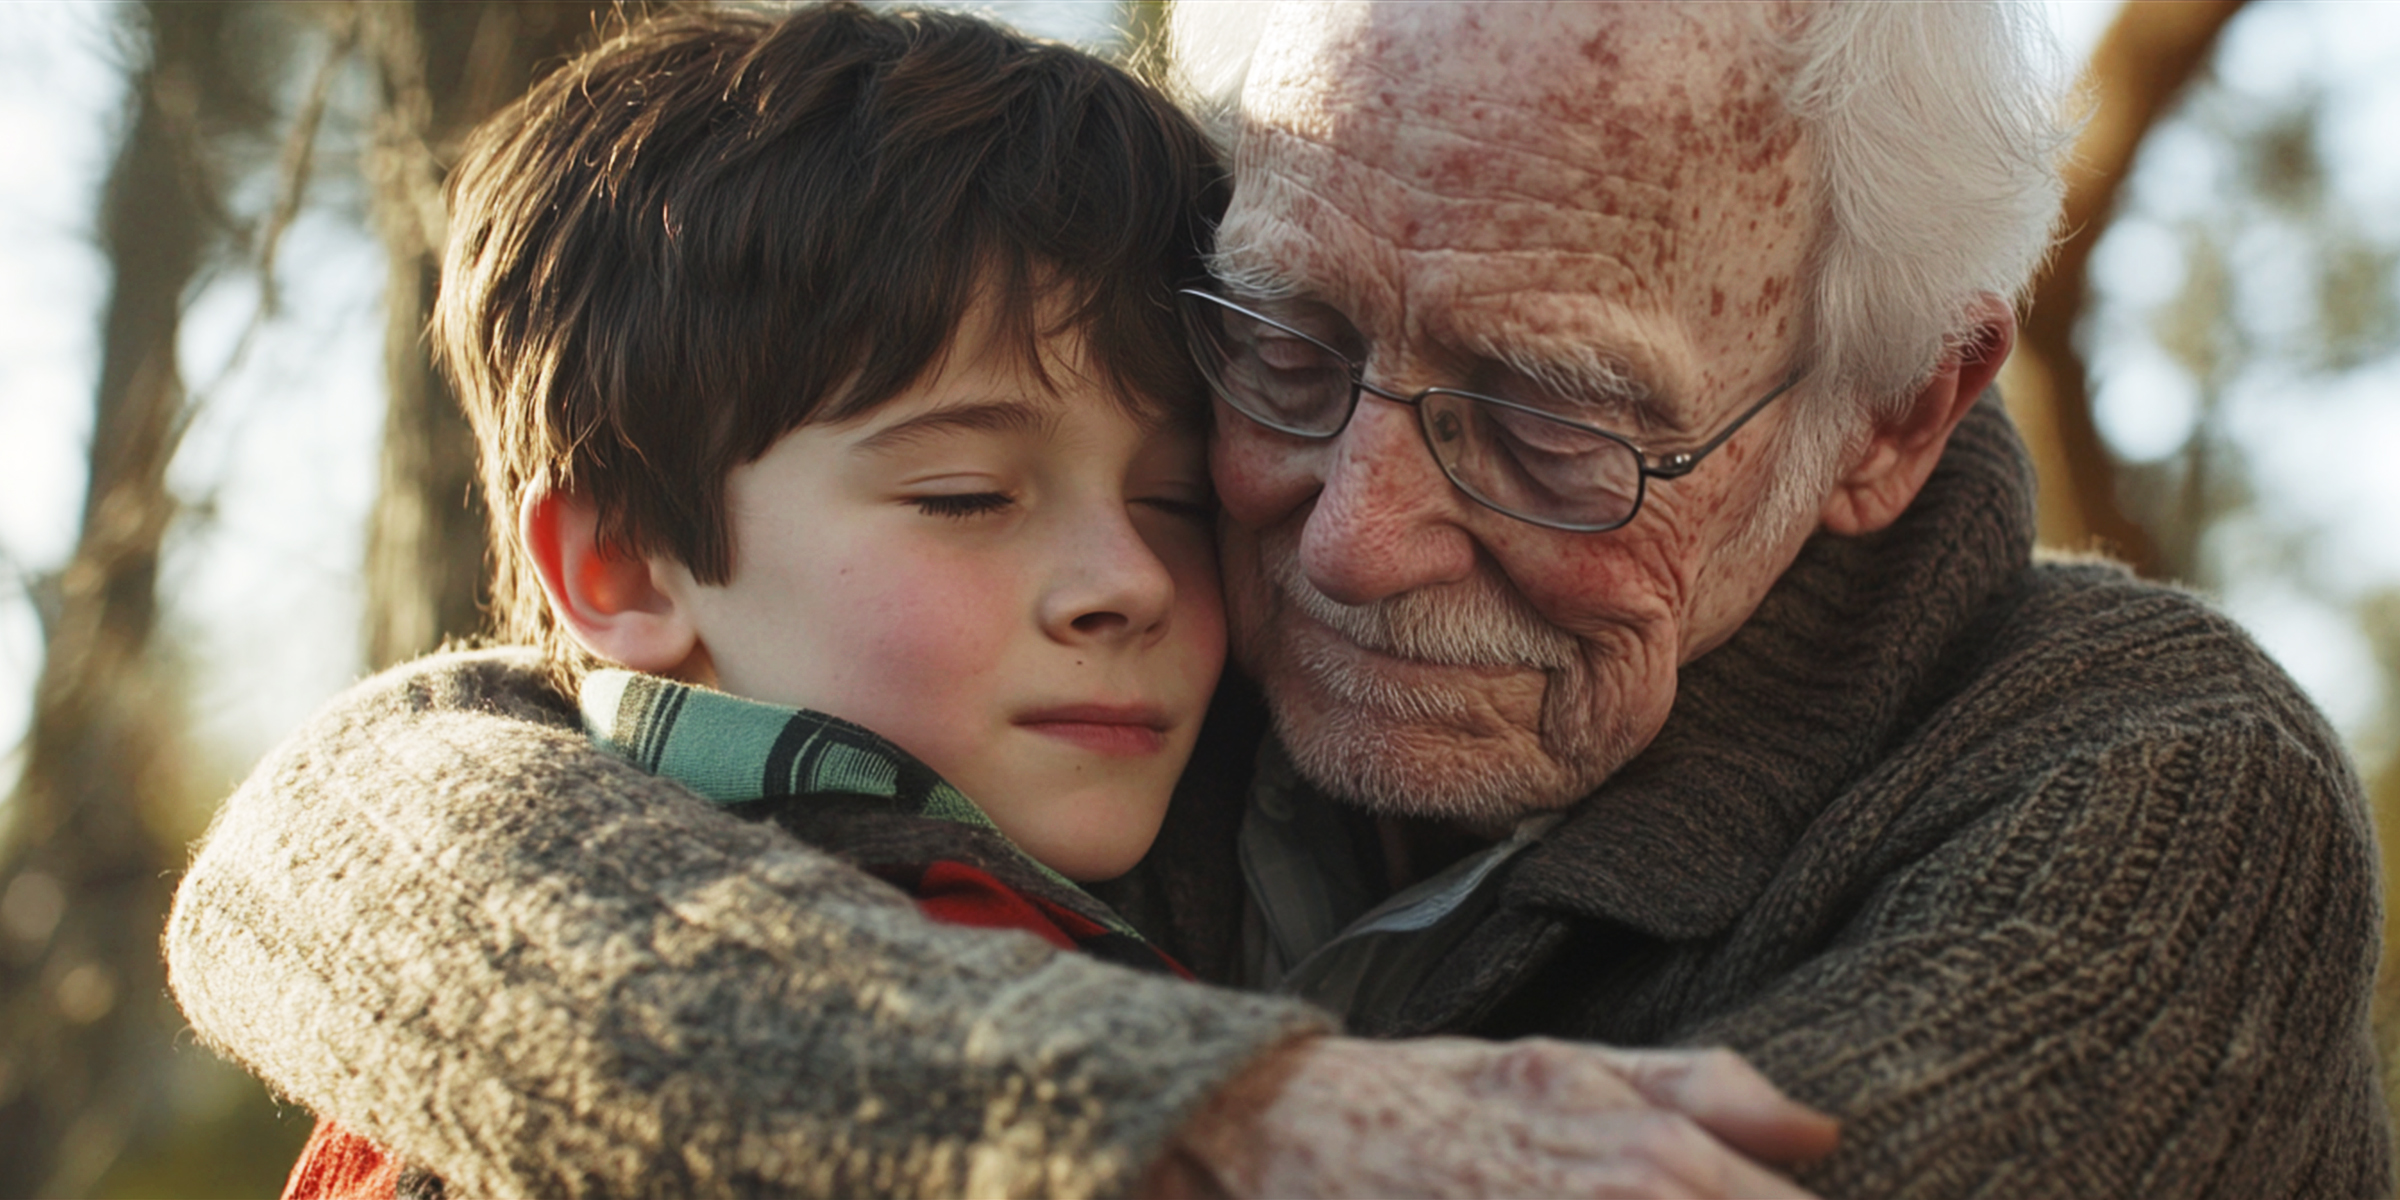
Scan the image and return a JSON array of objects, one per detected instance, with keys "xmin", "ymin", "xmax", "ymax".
[
  {"xmin": 2006, "ymin": 0, "xmax": 2248, "ymax": 577},
  {"xmin": 0, "ymin": 4, "xmax": 232, "ymax": 1192},
  {"xmin": 360, "ymin": 0, "xmax": 618, "ymax": 669}
]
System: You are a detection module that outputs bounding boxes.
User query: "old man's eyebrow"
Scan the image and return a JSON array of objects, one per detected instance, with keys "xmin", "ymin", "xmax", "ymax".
[
  {"xmin": 851, "ymin": 397, "xmax": 1061, "ymax": 454},
  {"xmin": 1204, "ymin": 238, "xmax": 1308, "ymax": 303},
  {"xmin": 1475, "ymin": 339, "xmax": 1669, "ymax": 430}
]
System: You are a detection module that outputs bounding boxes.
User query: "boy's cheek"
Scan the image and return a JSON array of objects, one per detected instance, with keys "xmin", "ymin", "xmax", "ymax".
[
  {"xmin": 819, "ymin": 585, "xmax": 1013, "ymax": 708},
  {"xmin": 850, "ymin": 553, "xmax": 1021, "ymax": 656},
  {"xmin": 700, "ymin": 544, "xmax": 1017, "ymax": 712},
  {"xmin": 1174, "ymin": 581, "xmax": 1230, "ymax": 694}
]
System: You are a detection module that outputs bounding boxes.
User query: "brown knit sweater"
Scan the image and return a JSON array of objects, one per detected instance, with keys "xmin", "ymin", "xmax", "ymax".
[
  {"xmin": 1141, "ymin": 400, "xmax": 2395, "ymax": 1197},
  {"xmin": 165, "ymin": 402, "xmax": 2391, "ymax": 1197}
]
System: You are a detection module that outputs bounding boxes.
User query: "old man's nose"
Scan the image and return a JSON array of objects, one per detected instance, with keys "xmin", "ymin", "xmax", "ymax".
[{"xmin": 1298, "ymin": 394, "xmax": 1481, "ymax": 607}]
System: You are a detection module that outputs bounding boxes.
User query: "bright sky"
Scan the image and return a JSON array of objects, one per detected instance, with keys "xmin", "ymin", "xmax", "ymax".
[{"xmin": 3, "ymin": 0, "xmax": 2396, "ymax": 810}]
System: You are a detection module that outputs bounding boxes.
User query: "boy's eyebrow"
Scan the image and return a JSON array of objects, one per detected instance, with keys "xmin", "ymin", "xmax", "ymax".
[{"xmin": 850, "ymin": 397, "xmax": 1062, "ymax": 453}]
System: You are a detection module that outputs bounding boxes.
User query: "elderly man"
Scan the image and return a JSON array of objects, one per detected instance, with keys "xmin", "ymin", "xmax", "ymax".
[{"xmin": 167, "ymin": 2, "xmax": 2388, "ymax": 1197}]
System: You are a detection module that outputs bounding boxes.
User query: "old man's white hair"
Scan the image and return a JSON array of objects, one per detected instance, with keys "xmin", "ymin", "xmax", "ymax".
[{"xmin": 1167, "ymin": 0, "xmax": 2076, "ymax": 425}]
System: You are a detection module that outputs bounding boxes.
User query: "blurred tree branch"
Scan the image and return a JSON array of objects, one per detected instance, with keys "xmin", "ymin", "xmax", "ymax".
[
  {"xmin": 1, "ymin": 4, "xmax": 616, "ymax": 1190},
  {"xmin": 360, "ymin": 0, "xmax": 619, "ymax": 669},
  {"xmin": 0, "ymin": 4, "xmax": 276, "ymax": 1192},
  {"xmin": 2007, "ymin": 0, "xmax": 2247, "ymax": 577},
  {"xmin": 200, "ymin": 4, "xmax": 356, "ymax": 395}
]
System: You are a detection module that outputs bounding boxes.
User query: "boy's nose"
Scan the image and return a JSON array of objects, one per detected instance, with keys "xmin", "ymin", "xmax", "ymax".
[{"xmin": 1041, "ymin": 509, "xmax": 1178, "ymax": 645}]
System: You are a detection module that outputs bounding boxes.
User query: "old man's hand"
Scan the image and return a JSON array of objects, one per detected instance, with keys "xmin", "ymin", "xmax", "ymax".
[{"xmin": 1146, "ymin": 1036, "xmax": 1837, "ymax": 1199}]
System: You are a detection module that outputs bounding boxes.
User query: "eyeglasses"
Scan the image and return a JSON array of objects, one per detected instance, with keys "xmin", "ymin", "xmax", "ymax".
[{"xmin": 1178, "ymin": 288, "xmax": 1806, "ymax": 533}]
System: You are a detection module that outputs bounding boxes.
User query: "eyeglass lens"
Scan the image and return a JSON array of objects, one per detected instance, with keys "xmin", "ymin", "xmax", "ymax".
[
  {"xmin": 1182, "ymin": 293, "xmax": 1648, "ymax": 530},
  {"xmin": 1183, "ymin": 298, "xmax": 1353, "ymax": 434}
]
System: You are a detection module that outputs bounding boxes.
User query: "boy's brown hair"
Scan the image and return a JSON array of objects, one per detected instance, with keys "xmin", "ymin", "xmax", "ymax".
[{"xmin": 434, "ymin": 1, "xmax": 1224, "ymax": 675}]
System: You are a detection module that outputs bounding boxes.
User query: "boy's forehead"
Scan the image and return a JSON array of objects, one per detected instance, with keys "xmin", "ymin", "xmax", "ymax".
[
  {"xmin": 847, "ymin": 394, "xmax": 1058, "ymax": 451},
  {"xmin": 829, "ymin": 295, "xmax": 1204, "ymax": 436},
  {"xmin": 837, "ymin": 367, "xmax": 1201, "ymax": 448}
]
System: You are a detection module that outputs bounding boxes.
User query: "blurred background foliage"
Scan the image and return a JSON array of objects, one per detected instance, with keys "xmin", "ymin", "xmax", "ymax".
[
  {"xmin": 0, "ymin": 0, "xmax": 2395, "ymax": 1195},
  {"xmin": 2004, "ymin": 0, "xmax": 2400, "ymax": 1124}
]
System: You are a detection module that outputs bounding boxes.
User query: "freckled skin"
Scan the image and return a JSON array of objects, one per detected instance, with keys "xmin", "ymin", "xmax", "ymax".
[{"xmin": 1214, "ymin": 2, "xmax": 1824, "ymax": 815}]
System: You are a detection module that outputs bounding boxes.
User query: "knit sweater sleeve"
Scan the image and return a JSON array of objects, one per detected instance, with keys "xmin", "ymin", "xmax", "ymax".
[
  {"xmin": 163, "ymin": 650, "xmax": 1331, "ymax": 1200},
  {"xmin": 1691, "ymin": 710, "xmax": 2390, "ymax": 1199}
]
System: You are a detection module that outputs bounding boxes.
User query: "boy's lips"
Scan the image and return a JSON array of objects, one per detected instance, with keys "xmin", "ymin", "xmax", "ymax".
[{"xmin": 1015, "ymin": 704, "xmax": 1171, "ymax": 757}]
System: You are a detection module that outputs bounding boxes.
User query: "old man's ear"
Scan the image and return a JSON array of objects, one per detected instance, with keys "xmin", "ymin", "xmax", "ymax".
[
  {"xmin": 519, "ymin": 489, "xmax": 706, "ymax": 676},
  {"xmin": 1816, "ymin": 297, "xmax": 2015, "ymax": 537}
]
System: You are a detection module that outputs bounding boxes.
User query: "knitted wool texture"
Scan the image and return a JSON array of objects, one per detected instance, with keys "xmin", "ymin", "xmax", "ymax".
[
  {"xmin": 167, "ymin": 400, "xmax": 2392, "ymax": 1197},
  {"xmin": 1164, "ymin": 400, "xmax": 2393, "ymax": 1197},
  {"xmin": 165, "ymin": 655, "xmax": 1329, "ymax": 1199}
]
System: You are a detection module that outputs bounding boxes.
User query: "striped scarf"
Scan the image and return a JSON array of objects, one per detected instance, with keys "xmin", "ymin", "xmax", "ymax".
[{"xmin": 579, "ymin": 669, "xmax": 1178, "ymax": 972}]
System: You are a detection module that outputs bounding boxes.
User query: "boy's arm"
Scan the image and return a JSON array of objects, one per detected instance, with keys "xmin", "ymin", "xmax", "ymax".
[
  {"xmin": 164, "ymin": 648, "xmax": 1327, "ymax": 1198},
  {"xmin": 166, "ymin": 648, "xmax": 1836, "ymax": 1199}
]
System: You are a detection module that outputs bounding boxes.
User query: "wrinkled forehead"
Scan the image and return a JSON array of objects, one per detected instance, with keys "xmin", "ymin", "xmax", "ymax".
[
  {"xmin": 1224, "ymin": 1, "xmax": 1812, "ymax": 398},
  {"xmin": 1245, "ymin": 2, "xmax": 1786, "ymax": 180}
]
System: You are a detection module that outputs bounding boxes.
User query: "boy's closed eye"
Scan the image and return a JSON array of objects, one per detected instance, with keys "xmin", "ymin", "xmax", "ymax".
[
  {"xmin": 911, "ymin": 489, "xmax": 1214, "ymax": 525},
  {"xmin": 1134, "ymin": 491, "xmax": 1216, "ymax": 525},
  {"xmin": 912, "ymin": 491, "xmax": 1016, "ymax": 519}
]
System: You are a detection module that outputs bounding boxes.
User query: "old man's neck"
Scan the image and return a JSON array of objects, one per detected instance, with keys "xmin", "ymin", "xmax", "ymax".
[{"xmin": 1376, "ymin": 814, "xmax": 1502, "ymax": 893}]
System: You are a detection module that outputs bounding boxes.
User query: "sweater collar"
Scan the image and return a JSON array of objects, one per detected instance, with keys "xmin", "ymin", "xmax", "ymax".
[{"xmin": 1503, "ymin": 396, "xmax": 2039, "ymax": 939}]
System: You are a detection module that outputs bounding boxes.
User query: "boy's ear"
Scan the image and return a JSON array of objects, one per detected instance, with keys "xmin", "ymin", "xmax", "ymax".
[
  {"xmin": 1817, "ymin": 297, "xmax": 2014, "ymax": 537},
  {"xmin": 519, "ymin": 490, "xmax": 706, "ymax": 676}
]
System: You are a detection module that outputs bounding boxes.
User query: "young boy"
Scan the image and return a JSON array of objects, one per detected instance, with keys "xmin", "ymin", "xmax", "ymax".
[{"xmin": 282, "ymin": 4, "xmax": 1228, "ymax": 1195}]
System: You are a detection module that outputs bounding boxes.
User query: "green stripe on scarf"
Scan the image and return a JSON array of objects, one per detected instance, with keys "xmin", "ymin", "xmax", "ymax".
[{"xmin": 580, "ymin": 668, "xmax": 1108, "ymax": 922}]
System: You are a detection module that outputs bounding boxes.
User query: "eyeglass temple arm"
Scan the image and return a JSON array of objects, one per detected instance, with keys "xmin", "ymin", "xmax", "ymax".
[{"xmin": 1644, "ymin": 369, "xmax": 1809, "ymax": 480}]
